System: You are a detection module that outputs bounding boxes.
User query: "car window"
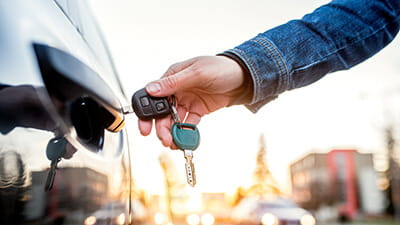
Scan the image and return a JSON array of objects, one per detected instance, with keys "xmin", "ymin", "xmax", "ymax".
[
  {"xmin": 50, "ymin": 0, "xmax": 126, "ymax": 157},
  {"xmin": 53, "ymin": 0, "xmax": 125, "ymax": 97}
]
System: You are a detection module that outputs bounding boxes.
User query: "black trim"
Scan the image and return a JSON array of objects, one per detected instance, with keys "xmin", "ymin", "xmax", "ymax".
[{"xmin": 33, "ymin": 43, "xmax": 121, "ymax": 111}]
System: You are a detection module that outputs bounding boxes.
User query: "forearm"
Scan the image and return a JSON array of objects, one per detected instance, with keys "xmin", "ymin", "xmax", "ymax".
[{"xmin": 222, "ymin": 0, "xmax": 400, "ymax": 112}]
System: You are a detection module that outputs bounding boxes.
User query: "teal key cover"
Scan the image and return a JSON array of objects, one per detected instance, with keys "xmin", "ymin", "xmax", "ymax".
[{"xmin": 172, "ymin": 123, "xmax": 200, "ymax": 150}]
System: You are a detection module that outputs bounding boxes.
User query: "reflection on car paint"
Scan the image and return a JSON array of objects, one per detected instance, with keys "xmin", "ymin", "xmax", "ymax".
[
  {"xmin": 0, "ymin": 84, "xmax": 131, "ymax": 224},
  {"xmin": 0, "ymin": 0, "xmax": 135, "ymax": 224}
]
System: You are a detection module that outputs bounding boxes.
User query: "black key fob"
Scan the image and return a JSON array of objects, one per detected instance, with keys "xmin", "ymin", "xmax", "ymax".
[{"xmin": 131, "ymin": 88, "xmax": 171, "ymax": 120}]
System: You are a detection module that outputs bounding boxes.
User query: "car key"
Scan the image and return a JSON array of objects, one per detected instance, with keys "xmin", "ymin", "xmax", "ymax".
[
  {"xmin": 183, "ymin": 149, "xmax": 196, "ymax": 187},
  {"xmin": 170, "ymin": 103, "xmax": 200, "ymax": 187},
  {"xmin": 45, "ymin": 158, "xmax": 59, "ymax": 192},
  {"xmin": 44, "ymin": 136, "xmax": 67, "ymax": 191},
  {"xmin": 131, "ymin": 88, "xmax": 171, "ymax": 120},
  {"xmin": 172, "ymin": 123, "xmax": 200, "ymax": 187}
]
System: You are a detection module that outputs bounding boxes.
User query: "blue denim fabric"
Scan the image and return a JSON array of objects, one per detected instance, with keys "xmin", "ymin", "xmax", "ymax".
[{"xmin": 222, "ymin": 0, "xmax": 400, "ymax": 112}]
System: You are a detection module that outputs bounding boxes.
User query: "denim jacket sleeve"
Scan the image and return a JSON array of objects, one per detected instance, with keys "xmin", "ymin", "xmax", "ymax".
[{"xmin": 221, "ymin": 0, "xmax": 400, "ymax": 112}]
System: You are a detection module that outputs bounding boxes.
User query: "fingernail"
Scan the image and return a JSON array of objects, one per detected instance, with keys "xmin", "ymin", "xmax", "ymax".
[{"xmin": 146, "ymin": 83, "xmax": 161, "ymax": 94}]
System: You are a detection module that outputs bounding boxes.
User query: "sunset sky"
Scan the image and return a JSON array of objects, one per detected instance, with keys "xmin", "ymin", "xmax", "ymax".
[{"xmin": 89, "ymin": 0, "xmax": 400, "ymax": 195}]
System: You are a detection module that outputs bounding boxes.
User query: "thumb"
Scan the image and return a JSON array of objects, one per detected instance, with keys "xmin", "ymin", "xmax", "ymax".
[
  {"xmin": 145, "ymin": 71, "xmax": 195, "ymax": 97},
  {"xmin": 146, "ymin": 58, "xmax": 199, "ymax": 97}
]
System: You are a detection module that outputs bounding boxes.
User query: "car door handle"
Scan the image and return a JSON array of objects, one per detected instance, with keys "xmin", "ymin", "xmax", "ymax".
[{"xmin": 33, "ymin": 43, "xmax": 124, "ymax": 132}]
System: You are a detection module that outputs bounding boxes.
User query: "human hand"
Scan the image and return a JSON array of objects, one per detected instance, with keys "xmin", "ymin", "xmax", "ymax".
[{"xmin": 138, "ymin": 55, "xmax": 248, "ymax": 149}]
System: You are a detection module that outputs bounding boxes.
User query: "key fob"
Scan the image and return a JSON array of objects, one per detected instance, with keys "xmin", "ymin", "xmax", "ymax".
[{"xmin": 132, "ymin": 88, "xmax": 171, "ymax": 120}]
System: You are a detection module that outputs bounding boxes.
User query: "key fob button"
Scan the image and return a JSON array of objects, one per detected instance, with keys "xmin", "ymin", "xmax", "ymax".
[
  {"xmin": 156, "ymin": 102, "xmax": 165, "ymax": 111},
  {"xmin": 140, "ymin": 96, "xmax": 150, "ymax": 106},
  {"xmin": 143, "ymin": 106, "xmax": 153, "ymax": 115}
]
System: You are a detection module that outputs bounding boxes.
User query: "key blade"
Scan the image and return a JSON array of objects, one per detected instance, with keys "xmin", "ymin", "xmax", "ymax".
[
  {"xmin": 45, "ymin": 168, "xmax": 56, "ymax": 192},
  {"xmin": 183, "ymin": 150, "xmax": 196, "ymax": 187},
  {"xmin": 45, "ymin": 159, "xmax": 59, "ymax": 192},
  {"xmin": 185, "ymin": 160, "xmax": 196, "ymax": 187}
]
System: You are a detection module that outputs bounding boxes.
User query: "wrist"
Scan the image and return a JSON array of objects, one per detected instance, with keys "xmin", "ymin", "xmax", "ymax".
[{"xmin": 217, "ymin": 52, "xmax": 254, "ymax": 106}]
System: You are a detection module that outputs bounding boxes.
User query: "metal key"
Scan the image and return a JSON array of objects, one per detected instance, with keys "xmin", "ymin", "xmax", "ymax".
[
  {"xmin": 173, "ymin": 124, "xmax": 199, "ymax": 187},
  {"xmin": 184, "ymin": 150, "xmax": 196, "ymax": 187},
  {"xmin": 44, "ymin": 136, "xmax": 67, "ymax": 191},
  {"xmin": 170, "ymin": 103, "xmax": 200, "ymax": 187},
  {"xmin": 45, "ymin": 158, "xmax": 60, "ymax": 191}
]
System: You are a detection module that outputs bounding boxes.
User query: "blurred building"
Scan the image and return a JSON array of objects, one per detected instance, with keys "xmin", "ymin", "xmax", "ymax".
[
  {"xmin": 201, "ymin": 192, "xmax": 230, "ymax": 222},
  {"xmin": 24, "ymin": 167, "xmax": 108, "ymax": 223},
  {"xmin": 389, "ymin": 157, "xmax": 400, "ymax": 220},
  {"xmin": 290, "ymin": 149, "xmax": 385, "ymax": 220},
  {"xmin": 201, "ymin": 193, "xmax": 226, "ymax": 212}
]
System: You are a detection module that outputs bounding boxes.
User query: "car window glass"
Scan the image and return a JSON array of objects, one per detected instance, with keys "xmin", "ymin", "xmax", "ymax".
[
  {"xmin": 66, "ymin": 1, "xmax": 123, "ymax": 91},
  {"xmin": 53, "ymin": 0, "xmax": 125, "ymax": 98},
  {"xmin": 54, "ymin": 0, "xmax": 68, "ymax": 14},
  {"xmin": 49, "ymin": 1, "xmax": 126, "ymax": 157}
]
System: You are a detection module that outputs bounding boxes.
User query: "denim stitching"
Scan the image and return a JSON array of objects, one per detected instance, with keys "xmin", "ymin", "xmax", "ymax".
[
  {"xmin": 251, "ymin": 39, "xmax": 283, "ymax": 94},
  {"xmin": 252, "ymin": 38, "xmax": 290, "ymax": 95},
  {"xmin": 232, "ymin": 48, "xmax": 261, "ymax": 104},
  {"xmin": 257, "ymin": 37, "xmax": 290, "ymax": 93}
]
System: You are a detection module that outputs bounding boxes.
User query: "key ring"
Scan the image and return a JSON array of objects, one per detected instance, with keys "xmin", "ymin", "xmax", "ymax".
[{"xmin": 169, "ymin": 95, "xmax": 181, "ymax": 124}]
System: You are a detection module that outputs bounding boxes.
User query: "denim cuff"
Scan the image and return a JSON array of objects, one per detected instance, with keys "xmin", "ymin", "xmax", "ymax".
[{"xmin": 222, "ymin": 36, "xmax": 288, "ymax": 112}]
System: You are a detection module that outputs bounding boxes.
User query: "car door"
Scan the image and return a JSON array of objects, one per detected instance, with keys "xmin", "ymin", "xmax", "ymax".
[{"xmin": 0, "ymin": 0, "xmax": 132, "ymax": 224}]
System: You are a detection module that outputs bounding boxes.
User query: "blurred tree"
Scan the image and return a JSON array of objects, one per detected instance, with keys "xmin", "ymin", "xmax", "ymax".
[
  {"xmin": 134, "ymin": 188, "xmax": 149, "ymax": 207},
  {"xmin": 159, "ymin": 151, "xmax": 176, "ymax": 224},
  {"xmin": 248, "ymin": 134, "xmax": 282, "ymax": 198},
  {"xmin": 159, "ymin": 151, "xmax": 186, "ymax": 223},
  {"xmin": 231, "ymin": 186, "xmax": 247, "ymax": 206},
  {"xmin": 384, "ymin": 125, "xmax": 400, "ymax": 220}
]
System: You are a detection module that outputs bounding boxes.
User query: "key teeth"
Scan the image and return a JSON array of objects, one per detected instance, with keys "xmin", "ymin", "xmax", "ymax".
[
  {"xmin": 185, "ymin": 161, "xmax": 196, "ymax": 187},
  {"xmin": 45, "ymin": 169, "xmax": 56, "ymax": 192},
  {"xmin": 190, "ymin": 175, "xmax": 196, "ymax": 187}
]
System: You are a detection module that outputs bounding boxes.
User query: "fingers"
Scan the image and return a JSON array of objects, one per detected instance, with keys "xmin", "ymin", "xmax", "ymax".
[
  {"xmin": 155, "ymin": 105, "xmax": 188, "ymax": 149},
  {"xmin": 139, "ymin": 57, "xmax": 211, "ymax": 149},
  {"xmin": 184, "ymin": 111, "xmax": 201, "ymax": 125},
  {"xmin": 155, "ymin": 117, "xmax": 174, "ymax": 148},
  {"xmin": 163, "ymin": 59, "xmax": 196, "ymax": 77},
  {"xmin": 63, "ymin": 143, "xmax": 77, "ymax": 159},
  {"xmin": 138, "ymin": 117, "xmax": 176, "ymax": 148},
  {"xmin": 138, "ymin": 119, "xmax": 153, "ymax": 136},
  {"xmin": 145, "ymin": 72, "xmax": 190, "ymax": 97},
  {"xmin": 138, "ymin": 117, "xmax": 177, "ymax": 148}
]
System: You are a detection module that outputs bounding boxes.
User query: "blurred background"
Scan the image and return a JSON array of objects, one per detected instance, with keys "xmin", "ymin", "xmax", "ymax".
[{"xmin": 88, "ymin": 0, "xmax": 400, "ymax": 224}]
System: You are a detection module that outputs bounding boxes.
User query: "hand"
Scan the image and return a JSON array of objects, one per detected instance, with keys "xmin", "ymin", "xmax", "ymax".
[{"xmin": 138, "ymin": 55, "xmax": 247, "ymax": 149}]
